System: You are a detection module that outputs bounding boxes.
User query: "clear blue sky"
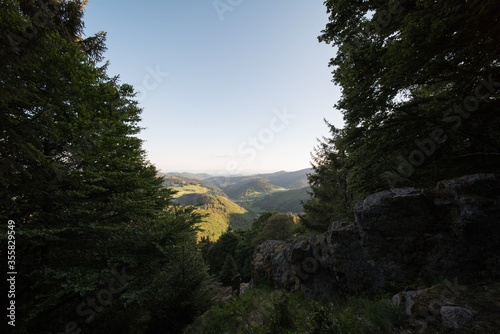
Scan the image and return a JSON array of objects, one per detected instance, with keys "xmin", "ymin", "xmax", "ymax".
[{"xmin": 83, "ymin": 0, "xmax": 343, "ymax": 174}]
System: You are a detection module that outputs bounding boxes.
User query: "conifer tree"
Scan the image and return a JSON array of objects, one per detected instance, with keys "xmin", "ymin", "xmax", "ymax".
[
  {"xmin": 207, "ymin": 229, "xmax": 240, "ymax": 274},
  {"xmin": 219, "ymin": 254, "xmax": 238, "ymax": 286},
  {"xmin": 302, "ymin": 122, "xmax": 353, "ymax": 231},
  {"xmin": 253, "ymin": 213, "xmax": 296, "ymax": 245},
  {"xmin": 0, "ymin": 1, "xmax": 214, "ymax": 332}
]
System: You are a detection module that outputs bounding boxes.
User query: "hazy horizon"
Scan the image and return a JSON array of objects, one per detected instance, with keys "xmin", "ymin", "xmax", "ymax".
[{"xmin": 159, "ymin": 166, "xmax": 312, "ymax": 176}]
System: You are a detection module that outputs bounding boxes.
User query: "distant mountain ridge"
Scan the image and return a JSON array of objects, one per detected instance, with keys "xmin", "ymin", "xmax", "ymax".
[
  {"xmin": 224, "ymin": 179, "xmax": 284, "ymax": 199},
  {"xmin": 163, "ymin": 172, "xmax": 211, "ymax": 180},
  {"xmin": 203, "ymin": 168, "xmax": 312, "ymax": 191},
  {"xmin": 257, "ymin": 169, "xmax": 312, "ymax": 189}
]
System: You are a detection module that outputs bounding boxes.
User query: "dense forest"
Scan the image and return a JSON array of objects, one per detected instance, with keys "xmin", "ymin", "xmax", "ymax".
[{"xmin": 1, "ymin": 0, "xmax": 499, "ymax": 333}]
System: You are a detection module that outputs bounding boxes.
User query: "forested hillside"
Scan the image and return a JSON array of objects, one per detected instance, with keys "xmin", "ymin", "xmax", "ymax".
[
  {"xmin": 223, "ymin": 179, "xmax": 284, "ymax": 199},
  {"xmin": 258, "ymin": 168, "xmax": 312, "ymax": 189},
  {"xmin": 251, "ymin": 186, "xmax": 310, "ymax": 213},
  {"xmin": 161, "ymin": 175, "xmax": 227, "ymax": 197},
  {"xmin": 175, "ymin": 193, "xmax": 254, "ymax": 240}
]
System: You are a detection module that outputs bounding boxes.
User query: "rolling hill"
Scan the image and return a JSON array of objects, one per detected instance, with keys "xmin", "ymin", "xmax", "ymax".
[
  {"xmin": 258, "ymin": 168, "xmax": 312, "ymax": 189},
  {"xmin": 203, "ymin": 168, "xmax": 312, "ymax": 192},
  {"xmin": 161, "ymin": 175, "xmax": 227, "ymax": 198},
  {"xmin": 223, "ymin": 179, "xmax": 285, "ymax": 199},
  {"xmin": 250, "ymin": 186, "xmax": 310, "ymax": 214},
  {"xmin": 175, "ymin": 193, "xmax": 253, "ymax": 241},
  {"xmin": 202, "ymin": 175, "xmax": 256, "ymax": 190}
]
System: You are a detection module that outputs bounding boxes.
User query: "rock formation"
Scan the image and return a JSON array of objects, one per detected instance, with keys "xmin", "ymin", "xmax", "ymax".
[{"xmin": 251, "ymin": 174, "xmax": 500, "ymax": 298}]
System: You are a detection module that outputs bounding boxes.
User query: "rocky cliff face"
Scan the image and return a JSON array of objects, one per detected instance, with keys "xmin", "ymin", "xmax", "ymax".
[{"xmin": 251, "ymin": 174, "xmax": 500, "ymax": 299}]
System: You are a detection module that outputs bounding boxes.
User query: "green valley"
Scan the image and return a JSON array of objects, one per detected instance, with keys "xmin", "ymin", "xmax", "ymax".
[
  {"xmin": 175, "ymin": 193, "xmax": 253, "ymax": 241},
  {"xmin": 223, "ymin": 179, "xmax": 285, "ymax": 199},
  {"xmin": 160, "ymin": 171, "xmax": 311, "ymax": 240}
]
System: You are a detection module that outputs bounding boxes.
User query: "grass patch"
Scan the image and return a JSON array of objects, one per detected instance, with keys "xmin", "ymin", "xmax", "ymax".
[
  {"xmin": 171, "ymin": 184, "xmax": 210, "ymax": 197},
  {"xmin": 184, "ymin": 286, "xmax": 405, "ymax": 334}
]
